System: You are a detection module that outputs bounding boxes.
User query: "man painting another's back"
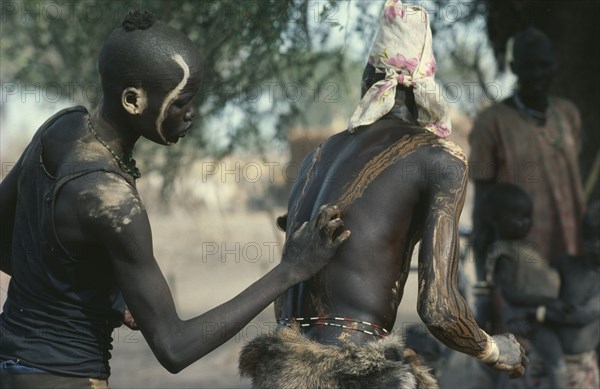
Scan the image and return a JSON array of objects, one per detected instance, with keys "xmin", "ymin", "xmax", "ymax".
[
  {"xmin": 240, "ymin": 2, "xmax": 528, "ymax": 388},
  {"xmin": 0, "ymin": 10, "xmax": 350, "ymax": 388}
]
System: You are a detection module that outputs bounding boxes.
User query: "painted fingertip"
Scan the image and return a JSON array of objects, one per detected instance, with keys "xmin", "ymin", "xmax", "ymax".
[{"xmin": 329, "ymin": 217, "xmax": 343, "ymax": 225}]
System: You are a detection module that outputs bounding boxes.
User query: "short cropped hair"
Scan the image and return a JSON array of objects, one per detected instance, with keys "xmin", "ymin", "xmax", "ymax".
[
  {"xmin": 512, "ymin": 27, "xmax": 553, "ymax": 63},
  {"xmin": 98, "ymin": 10, "xmax": 202, "ymax": 97}
]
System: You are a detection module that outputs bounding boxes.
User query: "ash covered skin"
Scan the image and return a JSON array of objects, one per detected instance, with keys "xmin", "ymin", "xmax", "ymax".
[
  {"xmin": 390, "ymin": 280, "xmax": 401, "ymax": 312},
  {"xmin": 74, "ymin": 140, "xmax": 113, "ymax": 163},
  {"xmin": 79, "ymin": 174, "xmax": 144, "ymax": 234},
  {"xmin": 157, "ymin": 54, "xmax": 191, "ymax": 144}
]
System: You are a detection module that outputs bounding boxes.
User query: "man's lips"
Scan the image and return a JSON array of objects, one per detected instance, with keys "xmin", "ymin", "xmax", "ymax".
[
  {"xmin": 167, "ymin": 123, "xmax": 192, "ymax": 144},
  {"xmin": 177, "ymin": 122, "xmax": 193, "ymax": 139}
]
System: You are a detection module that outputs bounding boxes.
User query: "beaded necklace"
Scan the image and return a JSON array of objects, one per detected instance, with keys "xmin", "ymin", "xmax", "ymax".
[
  {"xmin": 512, "ymin": 94, "xmax": 546, "ymax": 122},
  {"xmin": 512, "ymin": 95, "xmax": 564, "ymax": 149},
  {"xmin": 279, "ymin": 316, "xmax": 389, "ymax": 338},
  {"xmin": 87, "ymin": 119, "xmax": 141, "ymax": 179}
]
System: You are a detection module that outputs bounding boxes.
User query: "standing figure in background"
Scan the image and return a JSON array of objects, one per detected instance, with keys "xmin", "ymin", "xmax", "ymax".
[
  {"xmin": 483, "ymin": 183, "xmax": 568, "ymax": 388},
  {"xmin": 469, "ymin": 27, "xmax": 585, "ymax": 325},
  {"xmin": 552, "ymin": 202, "xmax": 600, "ymax": 389},
  {"xmin": 240, "ymin": 3, "xmax": 528, "ymax": 388}
]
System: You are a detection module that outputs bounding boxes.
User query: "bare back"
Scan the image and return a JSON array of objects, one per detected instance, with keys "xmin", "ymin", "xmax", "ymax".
[{"xmin": 279, "ymin": 116, "xmax": 470, "ymax": 345}]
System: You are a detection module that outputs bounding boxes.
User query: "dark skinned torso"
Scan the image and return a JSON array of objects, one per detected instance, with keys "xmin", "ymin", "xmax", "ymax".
[
  {"xmin": 0, "ymin": 107, "xmax": 349, "ymax": 374},
  {"xmin": 278, "ymin": 116, "xmax": 487, "ymax": 353}
]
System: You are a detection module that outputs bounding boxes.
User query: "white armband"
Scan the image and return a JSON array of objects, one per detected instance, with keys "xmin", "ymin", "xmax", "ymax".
[
  {"xmin": 536, "ymin": 305, "xmax": 546, "ymax": 323},
  {"xmin": 478, "ymin": 332, "xmax": 499, "ymax": 364}
]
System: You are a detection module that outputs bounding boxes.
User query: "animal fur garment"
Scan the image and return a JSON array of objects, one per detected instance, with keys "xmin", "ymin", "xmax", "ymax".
[{"xmin": 239, "ymin": 326, "xmax": 438, "ymax": 389}]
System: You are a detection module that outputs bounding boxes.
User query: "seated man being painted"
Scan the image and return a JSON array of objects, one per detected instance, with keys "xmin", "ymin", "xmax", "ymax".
[{"xmin": 239, "ymin": 2, "xmax": 528, "ymax": 388}]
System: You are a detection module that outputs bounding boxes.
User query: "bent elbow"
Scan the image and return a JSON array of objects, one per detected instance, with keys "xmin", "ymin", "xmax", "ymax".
[
  {"xmin": 155, "ymin": 346, "xmax": 186, "ymax": 374},
  {"xmin": 150, "ymin": 334, "xmax": 188, "ymax": 374},
  {"xmin": 163, "ymin": 361, "xmax": 184, "ymax": 375},
  {"xmin": 417, "ymin": 303, "xmax": 445, "ymax": 330}
]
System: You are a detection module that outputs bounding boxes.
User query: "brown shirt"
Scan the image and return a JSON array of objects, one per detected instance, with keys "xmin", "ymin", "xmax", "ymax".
[{"xmin": 469, "ymin": 97, "xmax": 585, "ymax": 263}]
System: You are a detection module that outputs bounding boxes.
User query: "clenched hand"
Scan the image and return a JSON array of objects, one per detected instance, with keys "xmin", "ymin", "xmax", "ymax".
[{"xmin": 489, "ymin": 333, "xmax": 529, "ymax": 378}]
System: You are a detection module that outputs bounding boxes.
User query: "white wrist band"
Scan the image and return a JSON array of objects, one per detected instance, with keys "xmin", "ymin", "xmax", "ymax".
[
  {"xmin": 479, "ymin": 333, "xmax": 500, "ymax": 364},
  {"xmin": 536, "ymin": 305, "xmax": 547, "ymax": 323}
]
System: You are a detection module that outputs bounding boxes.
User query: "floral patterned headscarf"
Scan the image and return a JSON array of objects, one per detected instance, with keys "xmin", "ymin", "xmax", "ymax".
[{"xmin": 349, "ymin": 0, "xmax": 451, "ymax": 138}]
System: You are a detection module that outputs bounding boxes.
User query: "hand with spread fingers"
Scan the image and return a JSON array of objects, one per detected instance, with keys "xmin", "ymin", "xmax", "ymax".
[
  {"xmin": 489, "ymin": 333, "xmax": 529, "ymax": 378},
  {"xmin": 282, "ymin": 204, "xmax": 351, "ymax": 282}
]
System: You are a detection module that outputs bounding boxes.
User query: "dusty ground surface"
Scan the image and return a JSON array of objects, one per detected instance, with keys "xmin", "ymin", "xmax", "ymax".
[
  {"xmin": 0, "ymin": 200, "xmax": 477, "ymax": 388},
  {"xmin": 0, "ymin": 114, "xmax": 477, "ymax": 388},
  {"xmin": 0, "ymin": 191, "xmax": 476, "ymax": 389},
  {"xmin": 107, "ymin": 207, "xmax": 426, "ymax": 388}
]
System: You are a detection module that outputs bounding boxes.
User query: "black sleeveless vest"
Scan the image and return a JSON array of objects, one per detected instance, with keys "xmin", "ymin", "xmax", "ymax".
[{"xmin": 0, "ymin": 106, "xmax": 127, "ymax": 378}]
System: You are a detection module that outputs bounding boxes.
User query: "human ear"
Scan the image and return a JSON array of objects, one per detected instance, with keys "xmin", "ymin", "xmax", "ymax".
[{"xmin": 121, "ymin": 87, "xmax": 148, "ymax": 115}]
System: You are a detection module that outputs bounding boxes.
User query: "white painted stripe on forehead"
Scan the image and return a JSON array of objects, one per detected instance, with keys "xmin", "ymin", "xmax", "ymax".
[{"xmin": 156, "ymin": 53, "xmax": 190, "ymax": 143}]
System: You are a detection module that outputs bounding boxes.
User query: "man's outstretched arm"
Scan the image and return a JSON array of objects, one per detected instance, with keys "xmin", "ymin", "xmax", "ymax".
[
  {"xmin": 416, "ymin": 151, "xmax": 527, "ymax": 377},
  {"xmin": 82, "ymin": 174, "xmax": 349, "ymax": 373}
]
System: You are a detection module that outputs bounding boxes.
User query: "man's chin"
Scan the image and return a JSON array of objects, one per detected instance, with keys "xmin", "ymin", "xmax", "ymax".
[
  {"xmin": 165, "ymin": 128, "xmax": 191, "ymax": 145},
  {"xmin": 144, "ymin": 135, "xmax": 179, "ymax": 146},
  {"xmin": 520, "ymin": 83, "xmax": 550, "ymax": 98}
]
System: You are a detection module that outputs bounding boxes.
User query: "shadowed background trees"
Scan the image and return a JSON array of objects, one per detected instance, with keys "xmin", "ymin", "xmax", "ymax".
[
  {"xmin": 483, "ymin": 0, "xmax": 600, "ymax": 201},
  {"xmin": 1, "ymin": 0, "xmax": 598, "ymax": 200},
  {"xmin": 1, "ymin": 0, "xmax": 375, "ymax": 195}
]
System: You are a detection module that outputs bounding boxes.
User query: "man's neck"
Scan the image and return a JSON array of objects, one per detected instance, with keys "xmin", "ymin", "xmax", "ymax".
[
  {"xmin": 92, "ymin": 104, "xmax": 139, "ymax": 157},
  {"xmin": 516, "ymin": 91, "xmax": 549, "ymax": 113},
  {"xmin": 512, "ymin": 92, "xmax": 549, "ymax": 124}
]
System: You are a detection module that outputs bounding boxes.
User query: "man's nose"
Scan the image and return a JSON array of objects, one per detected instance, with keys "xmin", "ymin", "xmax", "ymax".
[
  {"xmin": 533, "ymin": 63, "xmax": 556, "ymax": 78},
  {"xmin": 185, "ymin": 107, "xmax": 196, "ymax": 121}
]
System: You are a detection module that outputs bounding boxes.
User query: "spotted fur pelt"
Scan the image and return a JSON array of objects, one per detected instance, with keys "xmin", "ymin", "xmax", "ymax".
[{"xmin": 239, "ymin": 326, "xmax": 438, "ymax": 389}]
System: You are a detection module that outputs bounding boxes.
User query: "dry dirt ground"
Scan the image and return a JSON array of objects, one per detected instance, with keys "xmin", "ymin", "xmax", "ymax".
[
  {"xmin": 107, "ymin": 207, "xmax": 425, "ymax": 388},
  {"xmin": 0, "ymin": 202, "xmax": 478, "ymax": 389},
  {"xmin": 0, "ymin": 114, "xmax": 477, "ymax": 388}
]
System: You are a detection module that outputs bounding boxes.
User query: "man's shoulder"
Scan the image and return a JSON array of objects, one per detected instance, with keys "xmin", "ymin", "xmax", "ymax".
[
  {"xmin": 76, "ymin": 171, "xmax": 139, "ymax": 202},
  {"xmin": 50, "ymin": 169, "xmax": 145, "ymax": 240},
  {"xmin": 472, "ymin": 100, "xmax": 516, "ymax": 127},
  {"xmin": 469, "ymin": 101, "xmax": 514, "ymax": 145},
  {"xmin": 550, "ymin": 96, "xmax": 579, "ymax": 115},
  {"xmin": 408, "ymin": 133, "xmax": 467, "ymax": 168},
  {"xmin": 407, "ymin": 135, "xmax": 468, "ymax": 190},
  {"xmin": 365, "ymin": 130, "xmax": 469, "ymax": 174},
  {"xmin": 67, "ymin": 171, "xmax": 143, "ymax": 227},
  {"xmin": 550, "ymin": 95, "xmax": 574, "ymax": 105},
  {"xmin": 365, "ymin": 127, "xmax": 467, "ymax": 166},
  {"xmin": 39, "ymin": 105, "xmax": 88, "ymax": 132},
  {"xmin": 23, "ymin": 106, "xmax": 88, "ymax": 151},
  {"xmin": 477, "ymin": 100, "xmax": 512, "ymax": 116},
  {"xmin": 429, "ymin": 137, "xmax": 467, "ymax": 164}
]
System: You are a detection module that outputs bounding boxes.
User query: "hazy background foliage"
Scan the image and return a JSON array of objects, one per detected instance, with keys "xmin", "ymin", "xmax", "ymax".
[{"xmin": 1, "ymin": 0, "xmax": 598, "ymax": 199}]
